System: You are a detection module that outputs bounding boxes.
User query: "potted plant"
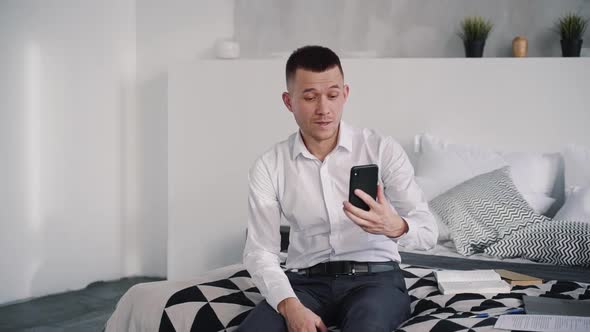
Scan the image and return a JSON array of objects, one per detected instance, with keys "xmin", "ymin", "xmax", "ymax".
[
  {"xmin": 458, "ymin": 16, "xmax": 493, "ymax": 58},
  {"xmin": 554, "ymin": 12, "xmax": 588, "ymax": 57}
]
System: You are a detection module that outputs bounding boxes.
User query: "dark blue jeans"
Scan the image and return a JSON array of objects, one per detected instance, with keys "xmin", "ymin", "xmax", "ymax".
[{"xmin": 237, "ymin": 266, "xmax": 411, "ymax": 332}]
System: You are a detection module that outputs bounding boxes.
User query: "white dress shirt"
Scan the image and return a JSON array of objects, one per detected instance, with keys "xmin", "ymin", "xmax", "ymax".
[{"xmin": 243, "ymin": 121, "xmax": 437, "ymax": 311}]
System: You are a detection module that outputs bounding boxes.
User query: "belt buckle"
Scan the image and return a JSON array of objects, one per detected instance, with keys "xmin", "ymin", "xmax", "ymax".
[{"xmin": 344, "ymin": 261, "xmax": 356, "ymax": 276}]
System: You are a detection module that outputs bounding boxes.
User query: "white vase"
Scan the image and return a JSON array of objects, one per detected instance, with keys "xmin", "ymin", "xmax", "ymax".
[{"xmin": 215, "ymin": 39, "xmax": 240, "ymax": 59}]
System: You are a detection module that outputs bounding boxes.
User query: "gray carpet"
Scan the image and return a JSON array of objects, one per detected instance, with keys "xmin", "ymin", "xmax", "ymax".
[{"xmin": 0, "ymin": 277, "xmax": 164, "ymax": 332}]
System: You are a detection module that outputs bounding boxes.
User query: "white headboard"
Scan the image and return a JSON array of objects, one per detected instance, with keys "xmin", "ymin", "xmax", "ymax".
[{"xmin": 168, "ymin": 58, "xmax": 590, "ymax": 280}]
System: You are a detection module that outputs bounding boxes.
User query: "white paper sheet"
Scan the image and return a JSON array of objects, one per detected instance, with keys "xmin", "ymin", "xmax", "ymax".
[{"xmin": 494, "ymin": 314, "xmax": 590, "ymax": 332}]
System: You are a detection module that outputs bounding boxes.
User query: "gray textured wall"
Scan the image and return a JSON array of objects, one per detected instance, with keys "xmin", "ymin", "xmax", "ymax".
[{"xmin": 235, "ymin": 0, "xmax": 590, "ymax": 58}]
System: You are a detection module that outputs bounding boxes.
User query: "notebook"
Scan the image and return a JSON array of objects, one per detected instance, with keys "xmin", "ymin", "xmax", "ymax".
[
  {"xmin": 434, "ymin": 269, "xmax": 511, "ymax": 295},
  {"xmin": 523, "ymin": 296, "xmax": 590, "ymax": 317},
  {"xmin": 495, "ymin": 269, "xmax": 542, "ymax": 286}
]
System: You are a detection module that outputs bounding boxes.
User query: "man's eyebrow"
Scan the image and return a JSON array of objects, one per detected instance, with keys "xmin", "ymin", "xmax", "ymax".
[{"xmin": 302, "ymin": 85, "xmax": 341, "ymax": 93}]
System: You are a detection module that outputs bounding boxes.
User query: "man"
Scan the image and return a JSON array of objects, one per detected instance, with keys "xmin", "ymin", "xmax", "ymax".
[{"xmin": 239, "ymin": 45, "xmax": 437, "ymax": 332}]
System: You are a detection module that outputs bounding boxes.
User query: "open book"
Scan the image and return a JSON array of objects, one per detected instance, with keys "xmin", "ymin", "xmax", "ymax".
[{"xmin": 434, "ymin": 269, "xmax": 511, "ymax": 295}]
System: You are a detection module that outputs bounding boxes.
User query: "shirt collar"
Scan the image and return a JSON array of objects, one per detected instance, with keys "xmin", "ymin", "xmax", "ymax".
[
  {"xmin": 291, "ymin": 121, "xmax": 353, "ymax": 160},
  {"xmin": 338, "ymin": 121, "xmax": 353, "ymax": 153}
]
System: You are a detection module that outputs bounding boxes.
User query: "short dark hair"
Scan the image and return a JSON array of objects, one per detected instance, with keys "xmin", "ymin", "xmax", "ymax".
[{"xmin": 285, "ymin": 45, "xmax": 343, "ymax": 86}]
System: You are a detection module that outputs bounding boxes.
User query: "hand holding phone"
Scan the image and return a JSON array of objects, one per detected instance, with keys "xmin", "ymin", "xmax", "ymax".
[
  {"xmin": 345, "ymin": 164, "xmax": 409, "ymax": 237},
  {"xmin": 348, "ymin": 164, "xmax": 378, "ymax": 211}
]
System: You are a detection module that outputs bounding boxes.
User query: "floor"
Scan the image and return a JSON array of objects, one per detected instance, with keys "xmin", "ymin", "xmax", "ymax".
[{"xmin": 0, "ymin": 277, "xmax": 164, "ymax": 332}]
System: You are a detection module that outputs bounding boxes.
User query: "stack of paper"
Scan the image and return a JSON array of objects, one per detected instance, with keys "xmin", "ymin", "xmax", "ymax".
[
  {"xmin": 434, "ymin": 269, "xmax": 511, "ymax": 295},
  {"xmin": 495, "ymin": 315, "xmax": 590, "ymax": 332}
]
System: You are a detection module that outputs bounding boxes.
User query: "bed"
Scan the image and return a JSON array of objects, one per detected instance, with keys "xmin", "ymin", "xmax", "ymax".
[
  {"xmin": 105, "ymin": 221, "xmax": 590, "ymax": 331},
  {"xmin": 105, "ymin": 137, "xmax": 590, "ymax": 332},
  {"xmin": 105, "ymin": 225, "xmax": 590, "ymax": 332},
  {"xmin": 104, "ymin": 258, "xmax": 590, "ymax": 332}
]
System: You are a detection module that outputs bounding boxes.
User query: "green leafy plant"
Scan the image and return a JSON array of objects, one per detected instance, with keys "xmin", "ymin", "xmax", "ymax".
[
  {"xmin": 458, "ymin": 16, "xmax": 493, "ymax": 42},
  {"xmin": 554, "ymin": 12, "xmax": 588, "ymax": 40}
]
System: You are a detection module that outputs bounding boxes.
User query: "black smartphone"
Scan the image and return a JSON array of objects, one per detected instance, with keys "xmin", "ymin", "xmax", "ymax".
[{"xmin": 348, "ymin": 164, "xmax": 379, "ymax": 211}]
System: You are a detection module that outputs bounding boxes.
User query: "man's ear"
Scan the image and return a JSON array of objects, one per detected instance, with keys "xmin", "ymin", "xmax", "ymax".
[
  {"xmin": 282, "ymin": 92, "xmax": 293, "ymax": 113},
  {"xmin": 343, "ymin": 84, "xmax": 350, "ymax": 101}
]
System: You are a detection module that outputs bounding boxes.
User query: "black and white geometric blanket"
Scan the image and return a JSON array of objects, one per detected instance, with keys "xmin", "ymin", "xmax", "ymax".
[{"xmin": 158, "ymin": 264, "xmax": 590, "ymax": 332}]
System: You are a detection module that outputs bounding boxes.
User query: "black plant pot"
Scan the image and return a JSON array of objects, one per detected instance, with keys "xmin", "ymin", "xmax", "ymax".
[
  {"xmin": 561, "ymin": 39, "xmax": 583, "ymax": 57},
  {"xmin": 464, "ymin": 40, "xmax": 486, "ymax": 58}
]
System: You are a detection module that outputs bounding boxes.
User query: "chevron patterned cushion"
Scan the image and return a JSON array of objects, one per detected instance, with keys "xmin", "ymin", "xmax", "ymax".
[
  {"xmin": 484, "ymin": 220, "xmax": 590, "ymax": 266},
  {"xmin": 429, "ymin": 166, "xmax": 549, "ymax": 256}
]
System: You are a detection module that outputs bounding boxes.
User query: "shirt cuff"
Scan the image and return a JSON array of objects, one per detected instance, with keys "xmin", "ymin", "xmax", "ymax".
[
  {"xmin": 389, "ymin": 217, "xmax": 410, "ymax": 240},
  {"xmin": 267, "ymin": 284, "xmax": 298, "ymax": 313}
]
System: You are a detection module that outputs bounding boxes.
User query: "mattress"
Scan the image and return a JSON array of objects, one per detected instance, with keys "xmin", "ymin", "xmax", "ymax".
[{"xmin": 105, "ymin": 262, "xmax": 590, "ymax": 332}]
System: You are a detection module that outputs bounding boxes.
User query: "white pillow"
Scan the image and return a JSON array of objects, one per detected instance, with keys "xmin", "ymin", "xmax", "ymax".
[
  {"xmin": 562, "ymin": 144, "xmax": 590, "ymax": 190},
  {"xmin": 554, "ymin": 186, "xmax": 590, "ymax": 223},
  {"xmin": 416, "ymin": 136, "xmax": 506, "ymax": 198},
  {"xmin": 523, "ymin": 194, "xmax": 556, "ymax": 217},
  {"xmin": 415, "ymin": 176, "xmax": 441, "ymax": 201},
  {"xmin": 415, "ymin": 176, "xmax": 452, "ymax": 242},
  {"xmin": 432, "ymin": 211, "xmax": 451, "ymax": 242},
  {"xmin": 415, "ymin": 134, "xmax": 559, "ymax": 215},
  {"xmin": 502, "ymin": 152, "xmax": 559, "ymax": 197}
]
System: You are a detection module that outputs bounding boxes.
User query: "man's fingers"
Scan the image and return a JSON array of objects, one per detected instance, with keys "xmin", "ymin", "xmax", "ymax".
[
  {"xmin": 354, "ymin": 188, "xmax": 379, "ymax": 210},
  {"xmin": 343, "ymin": 209, "xmax": 372, "ymax": 230},
  {"xmin": 342, "ymin": 200, "xmax": 373, "ymax": 220},
  {"xmin": 316, "ymin": 319, "xmax": 329, "ymax": 332},
  {"xmin": 344, "ymin": 208, "xmax": 383, "ymax": 235}
]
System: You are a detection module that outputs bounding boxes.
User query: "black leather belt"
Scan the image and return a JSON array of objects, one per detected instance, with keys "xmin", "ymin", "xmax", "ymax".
[{"xmin": 293, "ymin": 261, "xmax": 398, "ymax": 277}]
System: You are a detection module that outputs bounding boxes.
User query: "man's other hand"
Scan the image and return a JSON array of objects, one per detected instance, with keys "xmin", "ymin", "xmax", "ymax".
[
  {"xmin": 342, "ymin": 184, "xmax": 408, "ymax": 238},
  {"xmin": 278, "ymin": 297, "xmax": 328, "ymax": 332}
]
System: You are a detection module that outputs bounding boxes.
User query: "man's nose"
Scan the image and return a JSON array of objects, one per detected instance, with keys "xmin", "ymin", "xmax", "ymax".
[{"xmin": 316, "ymin": 95, "xmax": 330, "ymax": 115}]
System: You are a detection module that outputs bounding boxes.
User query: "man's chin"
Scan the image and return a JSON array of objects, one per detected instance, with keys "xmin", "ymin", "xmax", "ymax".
[{"xmin": 312, "ymin": 129, "xmax": 337, "ymax": 142}]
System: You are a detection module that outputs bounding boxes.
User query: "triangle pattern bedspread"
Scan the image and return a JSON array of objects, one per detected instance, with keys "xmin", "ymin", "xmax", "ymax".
[{"xmin": 157, "ymin": 264, "xmax": 590, "ymax": 332}]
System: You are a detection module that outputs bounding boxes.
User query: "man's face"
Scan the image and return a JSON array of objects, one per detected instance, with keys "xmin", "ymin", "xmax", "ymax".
[{"xmin": 282, "ymin": 66, "xmax": 349, "ymax": 145}]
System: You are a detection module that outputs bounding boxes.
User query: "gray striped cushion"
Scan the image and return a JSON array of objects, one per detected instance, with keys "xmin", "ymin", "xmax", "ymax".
[
  {"xmin": 429, "ymin": 166, "xmax": 549, "ymax": 255},
  {"xmin": 484, "ymin": 220, "xmax": 590, "ymax": 266}
]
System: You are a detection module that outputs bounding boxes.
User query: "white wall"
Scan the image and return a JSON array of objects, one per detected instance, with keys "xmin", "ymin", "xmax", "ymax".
[
  {"xmin": 0, "ymin": 0, "xmax": 135, "ymax": 305},
  {"xmin": 168, "ymin": 58, "xmax": 590, "ymax": 280},
  {"xmin": 0, "ymin": 0, "xmax": 236, "ymax": 304},
  {"xmin": 133, "ymin": 0, "xmax": 235, "ymax": 277}
]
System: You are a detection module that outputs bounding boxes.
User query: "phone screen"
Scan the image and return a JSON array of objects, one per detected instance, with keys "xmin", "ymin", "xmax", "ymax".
[{"xmin": 348, "ymin": 164, "xmax": 379, "ymax": 211}]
